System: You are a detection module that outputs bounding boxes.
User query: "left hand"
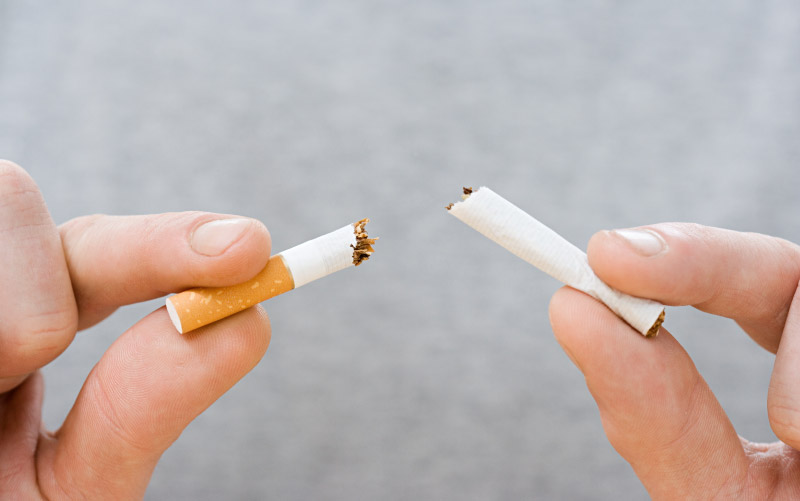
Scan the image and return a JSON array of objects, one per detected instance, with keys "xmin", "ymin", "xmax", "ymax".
[{"xmin": 0, "ymin": 160, "xmax": 273, "ymax": 499}]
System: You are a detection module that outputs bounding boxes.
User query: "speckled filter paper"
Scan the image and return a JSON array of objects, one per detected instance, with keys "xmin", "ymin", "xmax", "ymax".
[
  {"xmin": 448, "ymin": 187, "xmax": 665, "ymax": 337},
  {"xmin": 167, "ymin": 222, "xmax": 368, "ymax": 334}
]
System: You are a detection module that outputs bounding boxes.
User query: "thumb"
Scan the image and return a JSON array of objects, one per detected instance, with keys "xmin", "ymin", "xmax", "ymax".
[{"xmin": 550, "ymin": 287, "xmax": 748, "ymax": 499}]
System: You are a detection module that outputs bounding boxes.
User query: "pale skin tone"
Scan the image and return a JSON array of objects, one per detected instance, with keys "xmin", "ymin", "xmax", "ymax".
[
  {"xmin": 4, "ymin": 160, "xmax": 800, "ymax": 500},
  {"xmin": 549, "ymin": 223, "xmax": 800, "ymax": 499},
  {"xmin": 0, "ymin": 160, "xmax": 272, "ymax": 499}
]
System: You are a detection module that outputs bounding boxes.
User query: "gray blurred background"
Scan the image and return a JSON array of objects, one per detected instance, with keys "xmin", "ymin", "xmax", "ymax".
[{"xmin": 2, "ymin": 1, "xmax": 799, "ymax": 499}]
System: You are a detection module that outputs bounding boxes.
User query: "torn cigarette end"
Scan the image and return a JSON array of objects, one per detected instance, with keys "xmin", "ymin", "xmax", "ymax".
[
  {"xmin": 446, "ymin": 187, "xmax": 474, "ymax": 210},
  {"xmin": 447, "ymin": 186, "xmax": 665, "ymax": 337},
  {"xmin": 646, "ymin": 309, "xmax": 666, "ymax": 338},
  {"xmin": 167, "ymin": 219, "xmax": 376, "ymax": 334},
  {"xmin": 351, "ymin": 218, "xmax": 377, "ymax": 266}
]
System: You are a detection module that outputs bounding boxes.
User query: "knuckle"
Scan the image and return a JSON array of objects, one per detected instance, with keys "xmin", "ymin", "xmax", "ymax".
[
  {"xmin": 147, "ymin": 210, "xmax": 204, "ymax": 228},
  {"xmin": 133, "ymin": 211, "xmax": 205, "ymax": 250},
  {"xmin": 0, "ymin": 162, "xmax": 49, "ymax": 230},
  {"xmin": 768, "ymin": 402, "xmax": 800, "ymax": 446},
  {"xmin": 32, "ymin": 307, "xmax": 79, "ymax": 342},
  {"xmin": 60, "ymin": 213, "xmax": 105, "ymax": 234},
  {"xmin": 0, "ymin": 159, "xmax": 26, "ymax": 177},
  {"xmin": 730, "ymin": 236, "xmax": 800, "ymax": 330},
  {"xmin": 0, "ymin": 161, "xmax": 37, "ymax": 197},
  {"xmin": 59, "ymin": 214, "xmax": 107, "ymax": 252},
  {"xmin": 139, "ymin": 213, "xmax": 177, "ymax": 245},
  {"xmin": 0, "ymin": 307, "xmax": 78, "ymax": 364}
]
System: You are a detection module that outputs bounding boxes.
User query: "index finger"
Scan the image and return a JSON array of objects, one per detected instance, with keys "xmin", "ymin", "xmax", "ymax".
[
  {"xmin": 59, "ymin": 212, "xmax": 272, "ymax": 330},
  {"xmin": 587, "ymin": 223, "xmax": 800, "ymax": 352}
]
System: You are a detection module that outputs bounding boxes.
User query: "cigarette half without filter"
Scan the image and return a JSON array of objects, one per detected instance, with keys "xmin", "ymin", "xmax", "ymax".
[
  {"xmin": 447, "ymin": 187, "xmax": 665, "ymax": 337},
  {"xmin": 166, "ymin": 219, "xmax": 377, "ymax": 334}
]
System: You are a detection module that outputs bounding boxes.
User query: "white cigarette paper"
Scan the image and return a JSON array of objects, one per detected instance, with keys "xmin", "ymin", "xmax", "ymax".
[
  {"xmin": 448, "ymin": 187, "xmax": 665, "ymax": 337},
  {"xmin": 166, "ymin": 219, "xmax": 376, "ymax": 334},
  {"xmin": 279, "ymin": 224, "xmax": 359, "ymax": 288}
]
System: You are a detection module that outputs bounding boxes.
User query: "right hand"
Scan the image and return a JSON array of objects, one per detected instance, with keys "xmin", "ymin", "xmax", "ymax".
[{"xmin": 550, "ymin": 223, "xmax": 800, "ymax": 499}]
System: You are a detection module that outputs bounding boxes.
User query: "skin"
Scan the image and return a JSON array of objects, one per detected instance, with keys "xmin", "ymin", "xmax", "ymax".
[
  {"xmin": 0, "ymin": 160, "xmax": 273, "ymax": 499},
  {"xmin": 550, "ymin": 223, "xmax": 800, "ymax": 500},
  {"xmin": 5, "ymin": 157, "xmax": 800, "ymax": 499}
]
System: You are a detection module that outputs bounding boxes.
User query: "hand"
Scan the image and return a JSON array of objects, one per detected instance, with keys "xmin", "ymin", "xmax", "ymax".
[
  {"xmin": 0, "ymin": 161, "xmax": 272, "ymax": 499},
  {"xmin": 549, "ymin": 223, "xmax": 800, "ymax": 499}
]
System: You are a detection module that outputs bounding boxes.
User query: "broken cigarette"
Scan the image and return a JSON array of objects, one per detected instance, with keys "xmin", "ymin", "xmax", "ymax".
[
  {"xmin": 166, "ymin": 219, "xmax": 377, "ymax": 334},
  {"xmin": 447, "ymin": 187, "xmax": 665, "ymax": 337}
]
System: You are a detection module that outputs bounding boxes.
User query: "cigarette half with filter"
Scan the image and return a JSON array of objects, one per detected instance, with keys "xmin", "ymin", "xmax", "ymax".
[
  {"xmin": 447, "ymin": 187, "xmax": 665, "ymax": 337},
  {"xmin": 166, "ymin": 219, "xmax": 377, "ymax": 334}
]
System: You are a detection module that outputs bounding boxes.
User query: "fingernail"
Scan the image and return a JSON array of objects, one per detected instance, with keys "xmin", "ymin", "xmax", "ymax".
[
  {"xmin": 191, "ymin": 218, "xmax": 252, "ymax": 256},
  {"xmin": 611, "ymin": 228, "xmax": 667, "ymax": 257}
]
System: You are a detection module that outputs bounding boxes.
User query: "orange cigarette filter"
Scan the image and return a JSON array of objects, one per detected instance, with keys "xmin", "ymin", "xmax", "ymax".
[{"xmin": 167, "ymin": 219, "xmax": 376, "ymax": 334}]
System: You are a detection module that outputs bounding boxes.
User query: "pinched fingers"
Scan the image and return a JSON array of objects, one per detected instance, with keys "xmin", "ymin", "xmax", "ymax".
[
  {"xmin": 0, "ymin": 160, "xmax": 273, "ymax": 392},
  {"xmin": 0, "ymin": 162, "xmax": 276, "ymax": 498},
  {"xmin": 550, "ymin": 287, "xmax": 748, "ymax": 499},
  {"xmin": 587, "ymin": 223, "xmax": 800, "ymax": 352},
  {"xmin": 0, "ymin": 161, "xmax": 77, "ymax": 393},
  {"xmin": 60, "ymin": 211, "xmax": 271, "ymax": 330}
]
